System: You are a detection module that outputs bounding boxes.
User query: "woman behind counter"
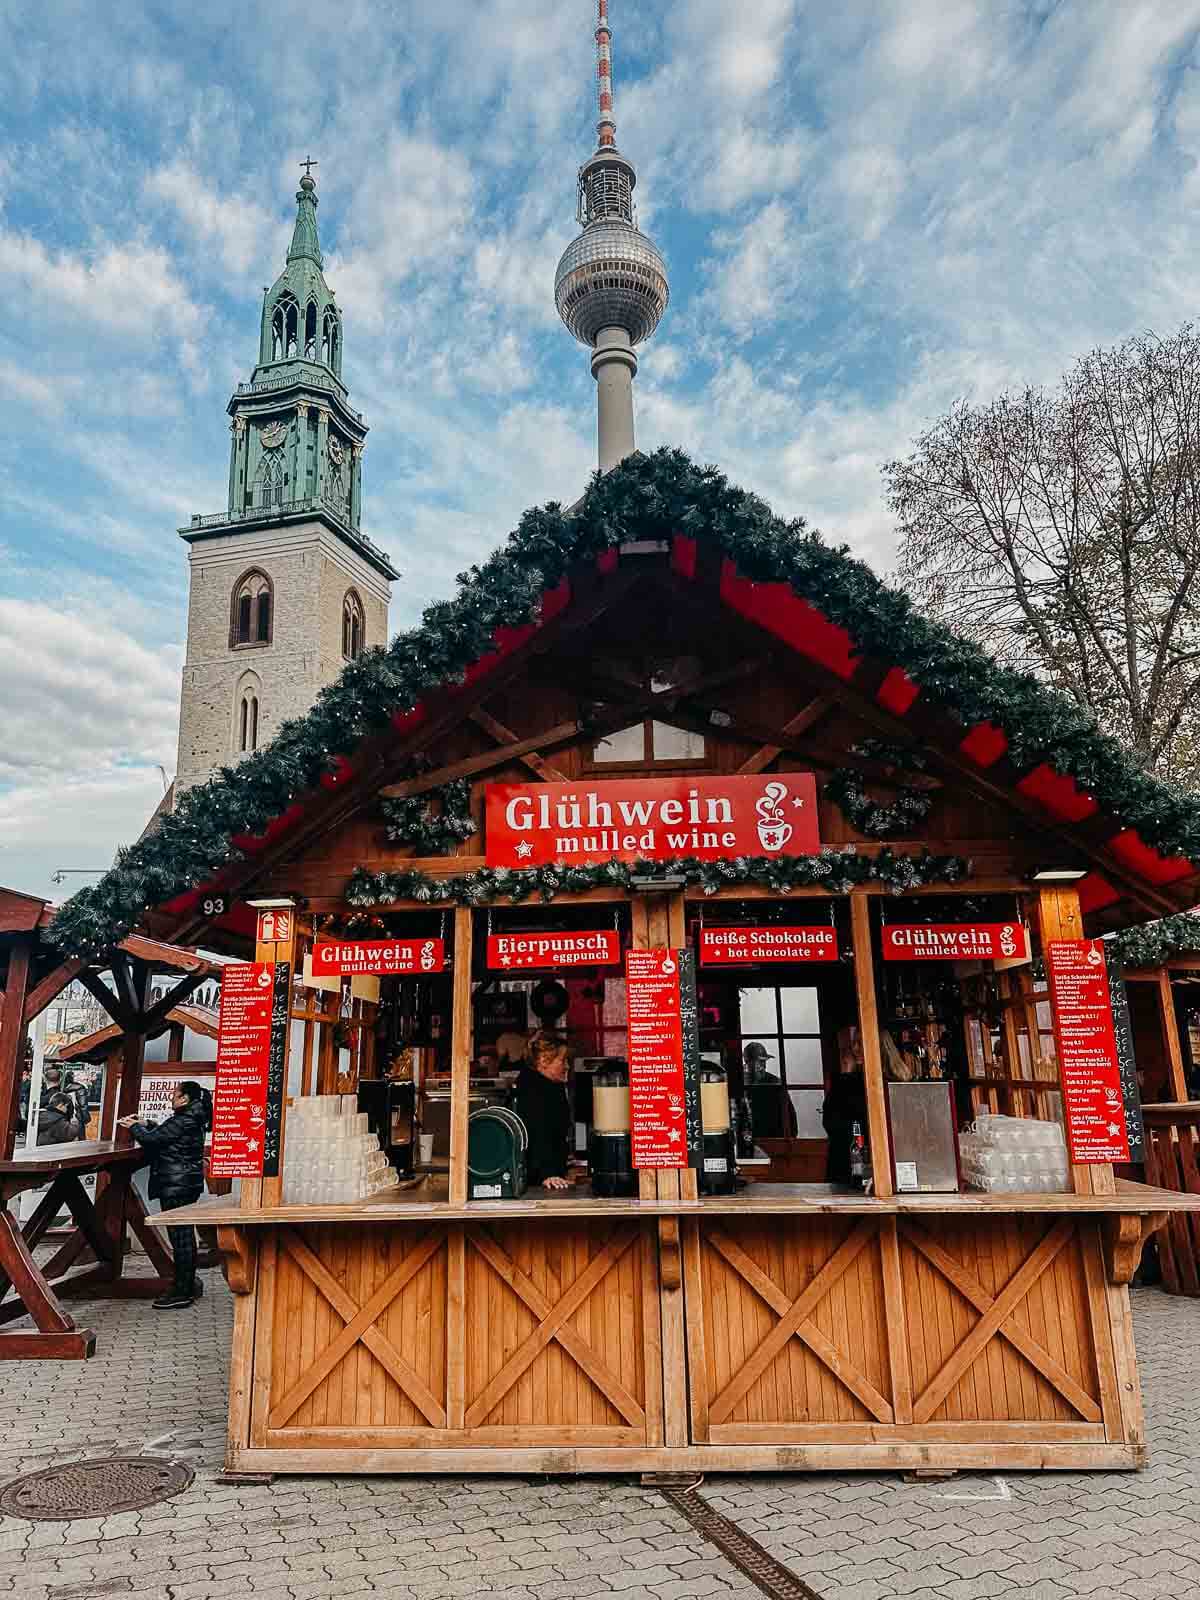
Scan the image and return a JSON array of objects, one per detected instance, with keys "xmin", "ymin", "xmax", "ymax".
[{"xmin": 512, "ymin": 1031, "xmax": 572, "ymax": 1190}]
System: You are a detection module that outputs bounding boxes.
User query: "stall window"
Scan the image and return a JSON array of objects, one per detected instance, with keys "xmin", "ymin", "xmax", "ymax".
[
  {"xmin": 708, "ymin": 985, "xmax": 824, "ymax": 1139},
  {"xmin": 591, "ymin": 720, "xmax": 706, "ymax": 765}
]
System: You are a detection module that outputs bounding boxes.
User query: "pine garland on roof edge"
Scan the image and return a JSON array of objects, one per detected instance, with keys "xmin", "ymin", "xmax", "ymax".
[
  {"xmin": 47, "ymin": 447, "xmax": 1200, "ymax": 958},
  {"xmin": 1107, "ymin": 913, "xmax": 1200, "ymax": 971}
]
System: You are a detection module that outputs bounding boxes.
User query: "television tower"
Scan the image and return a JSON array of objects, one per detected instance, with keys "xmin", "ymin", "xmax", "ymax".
[{"xmin": 555, "ymin": 0, "xmax": 669, "ymax": 471}]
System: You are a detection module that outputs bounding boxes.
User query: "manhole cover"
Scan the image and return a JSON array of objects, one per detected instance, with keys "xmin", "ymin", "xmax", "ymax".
[{"xmin": 0, "ymin": 1457, "xmax": 194, "ymax": 1522}]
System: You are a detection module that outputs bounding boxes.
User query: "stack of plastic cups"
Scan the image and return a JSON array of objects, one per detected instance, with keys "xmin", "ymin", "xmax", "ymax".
[
  {"xmin": 959, "ymin": 1113, "xmax": 1071, "ymax": 1194},
  {"xmin": 281, "ymin": 1095, "xmax": 401, "ymax": 1205}
]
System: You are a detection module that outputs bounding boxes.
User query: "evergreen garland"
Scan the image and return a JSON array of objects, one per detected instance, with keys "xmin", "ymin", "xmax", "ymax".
[
  {"xmin": 46, "ymin": 447, "xmax": 1200, "ymax": 958},
  {"xmin": 826, "ymin": 740, "xmax": 933, "ymax": 838},
  {"xmin": 345, "ymin": 848, "xmax": 973, "ymax": 908},
  {"xmin": 381, "ymin": 780, "xmax": 476, "ymax": 853},
  {"xmin": 1107, "ymin": 913, "xmax": 1200, "ymax": 971}
]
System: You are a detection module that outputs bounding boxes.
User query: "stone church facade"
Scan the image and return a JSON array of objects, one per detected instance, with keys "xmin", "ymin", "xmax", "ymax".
[{"xmin": 174, "ymin": 168, "xmax": 396, "ymax": 795}]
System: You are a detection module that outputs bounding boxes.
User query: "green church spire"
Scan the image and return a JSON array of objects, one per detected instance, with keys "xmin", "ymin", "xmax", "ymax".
[{"xmin": 287, "ymin": 162, "xmax": 324, "ymax": 268}]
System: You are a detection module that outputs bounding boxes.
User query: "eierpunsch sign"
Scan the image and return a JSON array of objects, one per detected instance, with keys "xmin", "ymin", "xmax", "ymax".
[{"xmin": 486, "ymin": 774, "xmax": 819, "ymax": 868}]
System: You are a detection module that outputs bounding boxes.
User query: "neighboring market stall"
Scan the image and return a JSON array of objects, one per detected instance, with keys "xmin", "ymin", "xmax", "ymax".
[
  {"xmin": 0, "ymin": 898, "xmax": 224, "ymax": 1358},
  {"xmin": 49, "ymin": 451, "xmax": 1200, "ymax": 1472}
]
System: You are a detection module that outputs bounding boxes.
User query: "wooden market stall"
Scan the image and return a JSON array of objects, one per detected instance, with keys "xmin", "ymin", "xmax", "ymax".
[{"xmin": 50, "ymin": 451, "xmax": 1200, "ymax": 1473}]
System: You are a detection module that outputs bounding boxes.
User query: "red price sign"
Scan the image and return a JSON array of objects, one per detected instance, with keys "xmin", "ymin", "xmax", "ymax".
[
  {"xmin": 486, "ymin": 930, "xmax": 621, "ymax": 970},
  {"xmin": 881, "ymin": 922, "xmax": 1029, "ymax": 962},
  {"xmin": 311, "ymin": 938, "xmax": 445, "ymax": 976},
  {"xmin": 210, "ymin": 962, "xmax": 277, "ymax": 1178},
  {"xmin": 625, "ymin": 949, "xmax": 688, "ymax": 1169},
  {"xmin": 699, "ymin": 926, "xmax": 838, "ymax": 964},
  {"xmin": 487, "ymin": 774, "xmax": 819, "ymax": 867},
  {"xmin": 1046, "ymin": 939, "xmax": 1131, "ymax": 1164}
]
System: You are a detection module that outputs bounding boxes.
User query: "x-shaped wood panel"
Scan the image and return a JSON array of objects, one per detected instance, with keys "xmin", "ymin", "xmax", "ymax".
[
  {"xmin": 269, "ymin": 1229, "xmax": 446, "ymax": 1430},
  {"xmin": 901, "ymin": 1219, "xmax": 1100, "ymax": 1424},
  {"xmin": 464, "ymin": 1224, "xmax": 645, "ymax": 1429},
  {"xmin": 706, "ymin": 1221, "xmax": 893, "ymax": 1424}
]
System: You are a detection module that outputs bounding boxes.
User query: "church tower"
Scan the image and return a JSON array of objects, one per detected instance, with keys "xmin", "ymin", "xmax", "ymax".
[{"xmin": 174, "ymin": 163, "xmax": 397, "ymax": 795}]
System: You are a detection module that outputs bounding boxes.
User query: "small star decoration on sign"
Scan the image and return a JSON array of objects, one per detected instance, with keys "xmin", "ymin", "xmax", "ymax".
[{"xmin": 515, "ymin": 840, "xmax": 533, "ymax": 859}]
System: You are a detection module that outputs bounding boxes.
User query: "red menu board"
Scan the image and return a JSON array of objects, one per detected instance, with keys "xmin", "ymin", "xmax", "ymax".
[
  {"xmin": 1046, "ymin": 939, "xmax": 1131, "ymax": 1163},
  {"xmin": 487, "ymin": 774, "xmax": 819, "ymax": 867},
  {"xmin": 487, "ymin": 930, "xmax": 620, "ymax": 969},
  {"xmin": 210, "ymin": 962, "xmax": 280, "ymax": 1178},
  {"xmin": 699, "ymin": 926, "xmax": 838, "ymax": 964},
  {"xmin": 881, "ymin": 922, "xmax": 1030, "ymax": 962},
  {"xmin": 625, "ymin": 949, "xmax": 689, "ymax": 1169},
  {"xmin": 312, "ymin": 938, "xmax": 445, "ymax": 976}
]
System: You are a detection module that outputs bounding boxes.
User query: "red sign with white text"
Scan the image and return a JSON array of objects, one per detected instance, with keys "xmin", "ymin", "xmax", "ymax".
[
  {"xmin": 210, "ymin": 962, "xmax": 277, "ymax": 1178},
  {"xmin": 487, "ymin": 930, "xmax": 621, "ymax": 970},
  {"xmin": 700, "ymin": 926, "xmax": 838, "ymax": 964},
  {"xmin": 1046, "ymin": 939, "xmax": 1130, "ymax": 1163},
  {"xmin": 486, "ymin": 774, "xmax": 820, "ymax": 867},
  {"xmin": 312, "ymin": 938, "xmax": 445, "ymax": 976},
  {"xmin": 625, "ymin": 949, "xmax": 688, "ymax": 1169},
  {"xmin": 256, "ymin": 908, "xmax": 292, "ymax": 944},
  {"xmin": 881, "ymin": 922, "xmax": 1029, "ymax": 962}
]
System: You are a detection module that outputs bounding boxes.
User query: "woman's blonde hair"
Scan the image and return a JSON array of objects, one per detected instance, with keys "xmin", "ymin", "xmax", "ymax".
[{"xmin": 529, "ymin": 1030, "xmax": 569, "ymax": 1066}]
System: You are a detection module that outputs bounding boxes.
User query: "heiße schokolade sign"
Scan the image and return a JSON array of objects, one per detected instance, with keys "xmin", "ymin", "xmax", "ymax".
[
  {"xmin": 881, "ymin": 922, "xmax": 1030, "ymax": 962},
  {"xmin": 699, "ymin": 926, "xmax": 838, "ymax": 963},
  {"xmin": 486, "ymin": 774, "xmax": 819, "ymax": 867}
]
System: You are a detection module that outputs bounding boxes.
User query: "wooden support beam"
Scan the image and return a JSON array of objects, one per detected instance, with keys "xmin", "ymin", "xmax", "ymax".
[
  {"xmin": 77, "ymin": 970, "xmax": 133, "ymax": 1031},
  {"xmin": 137, "ymin": 967, "xmax": 210, "ymax": 1037},
  {"xmin": 738, "ymin": 695, "xmax": 836, "ymax": 774},
  {"xmin": 449, "ymin": 907, "xmax": 474, "ymax": 1207},
  {"xmin": 379, "ymin": 722, "xmax": 582, "ymax": 800},
  {"xmin": 22, "ymin": 958, "xmax": 85, "ymax": 1026},
  {"xmin": 0, "ymin": 942, "xmax": 32, "ymax": 1162},
  {"xmin": 851, "ymin": 894, "xmax": 893, "ymax": 1198},
  {"xmin": 470, "ymin": 707, "xmax": 568, "ymax": 782},
  {"xmin": 1157, "ymin": 972, "xmax": 1189, "ymax": 1102}
]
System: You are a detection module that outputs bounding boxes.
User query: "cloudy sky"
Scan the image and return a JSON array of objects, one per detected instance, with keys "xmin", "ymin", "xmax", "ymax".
[{"xmin": 2, "ymin": 0, "xmax": 1200, "ymax": 901}]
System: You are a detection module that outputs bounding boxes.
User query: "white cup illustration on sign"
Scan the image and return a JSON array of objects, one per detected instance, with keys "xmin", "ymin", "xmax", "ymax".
[
  {"xmin": 999, "ymin": 924, "xmax": 1017, "ymax": 957},
  {"xmin": 755, "ymin": 781, "xmax": 793, "ymax": 853},
  {"xmin": 420, "ymin": 940, "xmax": 437, "ymax": 970}
]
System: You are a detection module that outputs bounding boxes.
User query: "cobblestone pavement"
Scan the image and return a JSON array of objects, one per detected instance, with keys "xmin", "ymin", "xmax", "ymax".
[{"xmin": 0, "ymin": 1267, "xmax": 1198, "ymax": 1600}]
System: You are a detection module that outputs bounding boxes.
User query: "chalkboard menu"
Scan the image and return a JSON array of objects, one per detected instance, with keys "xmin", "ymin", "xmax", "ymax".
[
  {"xmin": 1105, "ymin": 946, "xmax": 1145, "ymax": 1162},
  {"xmin": 262, "ymin": 961, "xmax": 291, "ymax": 1178},
  {"xmin": 677, "ymin": 948, "xmax": 703, "ymax": 1167}
]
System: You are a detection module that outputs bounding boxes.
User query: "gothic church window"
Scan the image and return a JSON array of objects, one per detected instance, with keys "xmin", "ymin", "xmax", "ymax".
[
  {"xmin": 271, "ymin": 294, "xmax": 299, "ymax": 361},
  {"xmin": 343, "ymin": 590, "xmax": 364, "ymax": 660},
  {"xmin": 234, "ymin": 670, "xmax": 262, "ymax": 754},
  {"xmin": 254, "ymin": 443, "xmax": 286, "ymax": 509},
  {"xmin": 304, "ymin": 300, "xmax": 318, "ymax": 359},
  {"xmin": 231, "ymin": 570, "xmax": 273, "ymax": 648},
  {"xmin": 322, "ymin": 309, "xmax": 339, "ymax": 370}
]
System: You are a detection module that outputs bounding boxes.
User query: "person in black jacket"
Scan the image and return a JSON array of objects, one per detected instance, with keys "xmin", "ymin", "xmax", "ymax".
[
  {"xmin": 36, "ymin": 1093, "xmax": 80, "ymax": 1146},
  {"xmin": 119, "ymin": 1081, "xmax": 212, "ymax": 1309},
  {"xmin": 512, "ymin": 1032, "xmax": 572, "ymax": 1189}
]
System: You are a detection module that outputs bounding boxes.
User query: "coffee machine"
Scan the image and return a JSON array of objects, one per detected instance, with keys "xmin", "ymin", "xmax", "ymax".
[
  {"xmin": 357, "ymin": 1079, "xmax": 416, "ymax": 1178},
  {"xmin": 586, "ymin": 1057, "xmax": 637, "ymax": 1198},
  {"xmin": 698, "ymin": 1062, "xmax": 737, "ymax": 1196}
]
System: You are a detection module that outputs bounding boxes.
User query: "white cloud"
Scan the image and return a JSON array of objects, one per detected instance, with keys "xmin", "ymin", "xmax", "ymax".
[
  {"xmin": 0, "ymin": 598, "xmax": 180, "ymax": 785},
  {"xmin": 143, "ymin": 160, "xmax": 281, "ymax": 277},
  {"xmin": 0, "ymin": 230, "xmax": 199, "ymax": 340},
  {"xmin": 704, "ymin": 202, "xmax": 809, "ymax": 340},
  {"xmin": 0, "ymin": 768, "xmax": 168, "ymax": 904}
]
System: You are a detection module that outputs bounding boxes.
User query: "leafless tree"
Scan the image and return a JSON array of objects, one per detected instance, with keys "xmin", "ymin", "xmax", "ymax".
[{"xmin": 885, "ymin": 325, "xmax": 1200, "ymax": 782}]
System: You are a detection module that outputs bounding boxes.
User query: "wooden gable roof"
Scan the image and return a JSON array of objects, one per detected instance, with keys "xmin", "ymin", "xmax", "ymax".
[{"xmin": 48, "ymin": 449, "xmax": 1200, "ymax": 958}]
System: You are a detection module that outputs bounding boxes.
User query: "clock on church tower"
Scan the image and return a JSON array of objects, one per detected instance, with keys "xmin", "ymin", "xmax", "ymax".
[{"xmin": 174, "ymin": 164, "xmax": 398, "ymax": 796}]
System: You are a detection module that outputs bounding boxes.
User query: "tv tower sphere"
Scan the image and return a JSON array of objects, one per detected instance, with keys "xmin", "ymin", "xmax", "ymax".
[{"xmin": 556, "ymin": 2, "xmax": 669, "ymax": 471}]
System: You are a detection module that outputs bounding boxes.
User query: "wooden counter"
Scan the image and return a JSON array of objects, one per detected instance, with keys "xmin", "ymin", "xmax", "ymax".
[
  {"xmin": 159, "ymin": 1177, "xmax": 1195, "ymax": 1227},
  {"xmin": 164, "ymin": 1179, "xmax": 1182, "ymax": 1478}
]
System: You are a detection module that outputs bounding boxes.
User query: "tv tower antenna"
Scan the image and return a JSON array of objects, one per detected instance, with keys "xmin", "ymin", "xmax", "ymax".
[{"xmin": 555, "ymin": 0, "xmax": 669, "ymax": 472}]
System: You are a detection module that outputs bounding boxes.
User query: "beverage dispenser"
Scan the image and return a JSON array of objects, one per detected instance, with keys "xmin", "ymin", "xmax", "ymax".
[
  {"xmin": 586, "ymin": 1057, "xmax": 637, "ymax": 1198},
  {"xmin": 699, "ymin": 1062, "xmax": 737, "ymax": 1196}
]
